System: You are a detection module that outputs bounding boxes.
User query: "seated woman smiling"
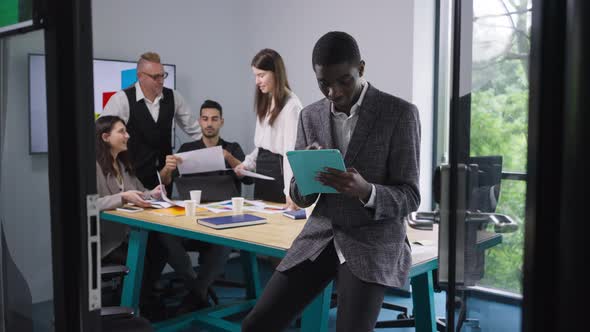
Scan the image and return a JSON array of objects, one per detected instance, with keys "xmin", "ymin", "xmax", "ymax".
[{"xmin": 95, "ymin": 115, "xmax": 162, "ymax": 258}]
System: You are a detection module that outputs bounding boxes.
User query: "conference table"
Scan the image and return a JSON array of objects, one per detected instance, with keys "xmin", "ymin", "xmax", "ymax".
[{"xmin": 100, "ymin": 205, "xmax": 501, "ymax": 332}]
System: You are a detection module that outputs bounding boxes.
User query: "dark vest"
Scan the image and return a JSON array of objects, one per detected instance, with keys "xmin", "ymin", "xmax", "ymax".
[{"xmin": 124, "ymin": 86, "xmax": 175, "ymax": 189}]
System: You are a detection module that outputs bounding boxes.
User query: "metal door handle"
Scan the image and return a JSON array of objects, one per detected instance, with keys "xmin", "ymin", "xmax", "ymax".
[
  {"xmin": 406, "ymin": 211, "xmax": 438, "ymax": 230},
  {"xmin": 465, "ymin": 211, "xmax": 518, "ymax": 233},
  {"xmin": 407, "ymin": 210, "xmax": 518, "ymax": 233}
]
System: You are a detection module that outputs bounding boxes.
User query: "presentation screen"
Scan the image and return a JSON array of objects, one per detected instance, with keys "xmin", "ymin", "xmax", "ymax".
[{"xmin": 28, "ymin": 54, "xmax": 177, "ymax": 153}]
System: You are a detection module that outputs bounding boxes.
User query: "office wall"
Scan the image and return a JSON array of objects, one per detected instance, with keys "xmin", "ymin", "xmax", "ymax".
[
  {"xmin": 92, "ymin": 0, "xmax": 433, "ymax": 209},
  {"xmin": 413, "ymin": 0, "xmax": 436, "ymax": 210},
  {"xmin": 239, "ymin": 0, "xmax": 415, "ymax": 105},
  {"xmin": 0, "ymin": 30, "xmax": 53, "ymax": 303},
  {"xmin": 91, "ymin": 0, "xmax": 255, "ymax": 152}
]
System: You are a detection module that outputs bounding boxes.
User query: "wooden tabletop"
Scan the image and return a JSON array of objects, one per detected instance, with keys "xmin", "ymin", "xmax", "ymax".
[
  {"xmin": 106, "ymin": 208, "xmax": 308, "ymax": 251},
  {"xmin": 103, "ymin": 205, "xmax": 498, "ymax": 268}
]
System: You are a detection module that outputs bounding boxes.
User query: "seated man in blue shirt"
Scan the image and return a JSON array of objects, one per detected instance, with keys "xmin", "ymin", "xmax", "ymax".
[{"xmin": 159, "ymin": 99, "xmax": 251, "ymax": 312}]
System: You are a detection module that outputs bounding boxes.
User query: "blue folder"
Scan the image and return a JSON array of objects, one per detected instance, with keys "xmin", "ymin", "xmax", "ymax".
[
  {"xmin": 286, "ymin": 149, "xmax": 346, "ymax": 196},
  {"xmin": 197, "ymin": 214, "xmax": 266, "ymax": 229}
]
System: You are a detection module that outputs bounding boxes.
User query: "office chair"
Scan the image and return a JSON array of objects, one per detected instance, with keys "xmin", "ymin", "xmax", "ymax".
[
  {"xmin": 100, "ymin": 264, "xmax": 154, "ymax": 332},
  {"xmin": 174, "ymin": 172, "xmax": 240, "ymax": 203},
  {"xmin": 154, "ymin": 242, "xmax": 244, "ymax": 311},
  {"xmin": 152, "ymin": 175, "xmax": 246, "ymax": 311},
  {"xmin": 376, "ymin": 156, "xmax": 518, "ymax": 331}
]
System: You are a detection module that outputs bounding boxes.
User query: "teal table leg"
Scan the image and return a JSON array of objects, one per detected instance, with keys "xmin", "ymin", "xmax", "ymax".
[
  {"xmin": 240, "ymin": 251, "xmax": 261, "ymax": 299},
  {"xmin": 121, "ymin": 228, "xmax": 148, "ymax": 311},
  {"xmin": 300, "ymin": 282, "xmax": 333, "ymax": 332},
  {"xmin": 411, "ymin": 271, "xmax": 436, "ymax": 332}
]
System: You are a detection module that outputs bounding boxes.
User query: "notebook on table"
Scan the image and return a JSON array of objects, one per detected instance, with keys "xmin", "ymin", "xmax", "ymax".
[
  {"xmin": 197, "ymin": 214, "xmax": 267, "ymax": 229},
  {"xmin": 282, "ymin": 209, "xmax": 306, "ymax": 219}
]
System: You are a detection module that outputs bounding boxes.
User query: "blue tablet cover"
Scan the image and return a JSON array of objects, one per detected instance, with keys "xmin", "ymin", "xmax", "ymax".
[
  {"xmin": 286, "ymin": 149, "xmax": 346, "ymax": 195},
  {"xmin": 197, "ymin": 214, "xmax": 266, "ymax": 229}
]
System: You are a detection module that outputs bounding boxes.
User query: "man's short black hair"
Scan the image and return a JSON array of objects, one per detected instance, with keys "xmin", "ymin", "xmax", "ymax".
[
  {"xmin": 312, "ymin": 31, "xmax": 361, "ymax": 68},
  {"xmin": 200, "ymin": 99, "xmax": 223, "ymax": 117}
]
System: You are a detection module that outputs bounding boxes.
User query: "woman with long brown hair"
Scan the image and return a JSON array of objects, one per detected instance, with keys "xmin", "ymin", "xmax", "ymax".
[
  {"xmin": 235, "ymin": 49, "xmax": 302, "ymax": 209},
  {"xmin": 95, "ymin": 115, "xmax": 162, "ymax": 258}
]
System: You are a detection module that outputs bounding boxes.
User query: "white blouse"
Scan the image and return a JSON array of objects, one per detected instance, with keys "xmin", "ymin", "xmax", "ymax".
[{"xmin": 243, "ymin": 92, "xmax": 303, "ymax": 197}]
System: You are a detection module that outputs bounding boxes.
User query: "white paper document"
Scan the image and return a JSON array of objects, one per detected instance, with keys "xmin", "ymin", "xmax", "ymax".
[
  {"xmin": 147, "ymin": 200, "xmax": 173, "ymax": 209},
  {"xmin": 240, "ymin": 169, "xmax": 275, "ymax": 180},
  {"xmin": 201, "ymin": 199, "xmax": 268, "ymax": 213},
  {"xmin": 147, "ymin": 198, "xmax": 186, "ymax": 209},
  {"xmin": 175, "ymin": 146, "xmax": 226, "ymax": 175},
  {"xmin": 244, "ymin": 204, "xmax": 287, "ymax": 214},
  {"xmin": 150, "ymin": 172, "xmax": 185, "ymax": 208}
]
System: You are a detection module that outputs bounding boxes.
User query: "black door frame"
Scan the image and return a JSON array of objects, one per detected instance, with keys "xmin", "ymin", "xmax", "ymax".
[
  {"xmin": 445, "ymin": 0, "xmax": 590, "ymax": 330},
  {"xmin": 524, "ymin": 0, "xmax": 589, "ymax": 331},
  {"xmin": 445, "ymin": 0, "xmax": 474, "ymax": 330},
  {"xmin": 43, "ymin": 0, "xmax": 101, "ymax": 330}
]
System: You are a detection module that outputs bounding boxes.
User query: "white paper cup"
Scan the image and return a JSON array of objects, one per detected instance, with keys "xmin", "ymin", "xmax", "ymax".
[
  {"xmin": 184, "ymin": 200, "xmax": 197, "ymax": 217},
  {"xmin": 190, "ymin": 190, "xmax": 202, "ymax": 204},
  {"xmin": 232, "ymin": 197, "xmax": 244, "ymax": 214}
]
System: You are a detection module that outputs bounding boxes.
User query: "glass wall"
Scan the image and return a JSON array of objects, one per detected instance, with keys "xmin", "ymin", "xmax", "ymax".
[
  {"xmin": 1, "ymin": 30, "xmax": 55, "ymax": 332},
  {"xmin": 470, "ymin": 0, "xmax": 531, "ymax": 294}
]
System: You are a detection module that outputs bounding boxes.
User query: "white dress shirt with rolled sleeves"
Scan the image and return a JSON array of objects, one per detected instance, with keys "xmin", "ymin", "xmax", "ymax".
[
  {"xmin": 243, "ymin": 92, "xmax": 303, "ymax": 197},
  {"xmin": 102, "ymin": 82, "xmax": 202, "ymax": 140}
]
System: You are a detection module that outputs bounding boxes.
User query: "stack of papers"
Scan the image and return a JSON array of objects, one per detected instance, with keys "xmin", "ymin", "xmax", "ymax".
[
  {"xmin": 200, "ymin": 200, "xmax": 288, "ymax": 214},
  {"xmin": 248, "ymin": 204, "xmax": 288, "ymax": 214},
  {"xmin": 148, "ymin": 206, "xmax": 208, "ymax": 217},
  {"xmin": 147, "ymin": 198, "xmax": 186, "ymax": 209},
  {"xmin": 201, "ymin": 200, "xmax": 264, "ymax": 213}
]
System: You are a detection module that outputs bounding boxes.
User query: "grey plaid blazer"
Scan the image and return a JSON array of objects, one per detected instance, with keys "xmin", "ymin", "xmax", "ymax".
[{"xmin": 277, "ymin": 84, "xmax": 421, "ymax": 288}]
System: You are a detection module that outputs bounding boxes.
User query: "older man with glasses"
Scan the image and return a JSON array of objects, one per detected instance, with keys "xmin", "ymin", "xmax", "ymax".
[
  {"xmin": 100, "ymin": 51, "xmax": 201, "ymax": 321},
  {"xmin": 102, "ymin": 52, "xmax": 201, "ymax": 190}
]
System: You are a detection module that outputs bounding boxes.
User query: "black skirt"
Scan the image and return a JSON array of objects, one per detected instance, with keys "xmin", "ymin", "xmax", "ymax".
[{"xmin": 254, "ymin": 148, "xmax": 286, "ymax": 203}]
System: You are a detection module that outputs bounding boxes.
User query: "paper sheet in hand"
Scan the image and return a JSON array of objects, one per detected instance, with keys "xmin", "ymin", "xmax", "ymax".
[
  {"xmin": 176, "ymin": 146, "xmax": 226, "ymax": 175},
  {"xmin": 152, "ymin": 171, "xmax": 183, "ymax": 208},
  {"xmin": 147, "ymin": 198, "xmax": 186, "ymax": 208},
  {"xmin": 239, "ymin": 169, "xmax": 275, "ymax": 180},
  {"xmin": 148, "ymin": 192, "xmax": 184, "ymax": 209},
  {"xmin": 286, "ymin": 149, "xmax": 346, "ymax": 195}
]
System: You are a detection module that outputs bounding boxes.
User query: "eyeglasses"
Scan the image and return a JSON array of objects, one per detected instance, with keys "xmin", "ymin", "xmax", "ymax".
[{"xmin": 141, "ymin": 71, "xmax": 168, "ymax": 80}]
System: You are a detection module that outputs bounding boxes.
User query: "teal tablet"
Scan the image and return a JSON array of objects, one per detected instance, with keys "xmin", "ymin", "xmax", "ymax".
[{"xmin": 286, "ymin": 149, "xmax": 346, "ymax": 195}]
